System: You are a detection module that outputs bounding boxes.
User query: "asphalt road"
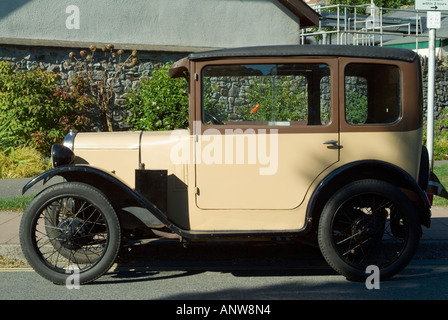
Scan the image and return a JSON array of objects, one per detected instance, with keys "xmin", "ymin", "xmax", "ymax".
[
  {"xmin": 1, "ymin": 259, "xmax": 448, "ymax": 301},
  {"xmin": 2, "ymin": 175, "xmax": 448, "ymax": 302},
  {"xmin": 1, "ymin": 241, "xmax": 448, "ymax": 301}
]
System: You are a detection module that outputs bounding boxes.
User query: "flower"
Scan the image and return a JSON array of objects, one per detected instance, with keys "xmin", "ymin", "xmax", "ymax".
[
  {"xmin": 251, "ymin": 104, "xmax": 260, "ymax": 114},
  {"xmin": 89, "ymin": 45, "xmax": 97, "ymax": 52},
  {"xmin": 80, "ymin": 50, "xmax": 87, "ymax": 57},
  {"xmin": 69, "ymin": 52, "xmax": 75, "ymax": 59},
  {"xmin": 132, "ymin": 50, "xmax": 138, "ymax": 57},
  {"xmin": 117, "ymin": 49, "xmax": 124, "ymax": 55}
]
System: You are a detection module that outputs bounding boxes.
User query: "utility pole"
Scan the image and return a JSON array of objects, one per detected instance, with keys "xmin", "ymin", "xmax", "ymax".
[
  {"xmin": 427, "ymin": 26, "xmax": 436, "ymax": 170},
  {"xmin": 426, "ymin": 10, "xmax": 441, "ymax": 170},
  {"xmin": 416, "ymin": 0, "xmax": 445, "ymax": 170}
]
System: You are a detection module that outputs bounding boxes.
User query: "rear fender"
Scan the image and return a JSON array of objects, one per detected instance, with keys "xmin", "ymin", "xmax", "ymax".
[
  {"xmin": 427, "ymin": 171, "xmax": 448, "ymax": 200},
  {"xmin": 307, "ymin": 160, "xmax": 432, "ymax": 228}
]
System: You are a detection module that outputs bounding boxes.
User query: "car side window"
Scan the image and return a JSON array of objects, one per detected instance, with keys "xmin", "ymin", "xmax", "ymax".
[
  {"xmin": 345, "ymin": 63, "xmax": 401, "ymax": 125},
  {"xmin": 202, "ymin": 63, "xmax": 331, "ymax": 126}
]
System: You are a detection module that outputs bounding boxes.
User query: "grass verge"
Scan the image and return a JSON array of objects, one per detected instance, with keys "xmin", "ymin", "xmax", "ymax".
[
  {"xmin": 0, "ymin": 195, "xmax": 33, "ymax": 212},
  {"xmin": 433, "ymin": 164, "xmax": 448, "ymax": 207}
]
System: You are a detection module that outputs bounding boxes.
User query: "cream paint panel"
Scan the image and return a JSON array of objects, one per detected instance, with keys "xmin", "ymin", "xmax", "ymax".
[
  {"xmin": 140, "ymin": 130, "xmax": 192, "ymax": 188},
  {"xmin": 73, "ymin": 131, "xmax": 141, "ymax": 187},
  {"xmin": 73, "ymin": 131, "xmax": 141, "ymax": 150},
  {"xmin": 140, "ymin": 130, "xmax": 192, "ymax": 226},
  {"xmin": 195, "ymin": 132, "xmax": 339, "ymax": 210},
  {"xmin": 187, "ymin": 130, "xmax": 423, "ymax": 231},
  {"xmin": 188, "ymin": 206, "xmax": 308, "ymax": 231},
  {"xmin": 339, "ymin": 129, "xmax": 423, "ymax": 178},
  {"xmin": 74, "ymin": 150, "xmax": 139, "ymax": 187}
]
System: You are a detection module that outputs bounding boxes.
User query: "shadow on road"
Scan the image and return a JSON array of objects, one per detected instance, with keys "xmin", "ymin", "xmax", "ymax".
[{"xmin": 95, "ymin": 240, "xmax": 337, "ymax": 285}]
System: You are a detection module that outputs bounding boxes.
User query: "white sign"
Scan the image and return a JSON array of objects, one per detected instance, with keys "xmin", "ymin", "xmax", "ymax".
[
  {"xmin": 427, "ymin": 10, "xmax": 442, "ymax": 28},
  {"xmin": 415, "ymin": 0, "xmax": 448, "ymax": 11}
]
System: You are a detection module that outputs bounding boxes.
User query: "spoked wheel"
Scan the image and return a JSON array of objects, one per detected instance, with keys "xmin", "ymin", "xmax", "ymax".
[
  {"xmin": 318, "ymin": 179, "xmax": 421, "ymax": 281},
  {"xmin": 20, "ymin": 182, "xmax": 121, "ymax": 285}
]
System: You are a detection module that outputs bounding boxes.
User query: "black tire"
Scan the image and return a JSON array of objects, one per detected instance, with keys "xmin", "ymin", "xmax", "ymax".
[
  {"xmin": 318, "ymin": 179, "xmax": 421, "ymax": 281},
  {"xmin": 20, "ymin": 182, "xmax": 121, "ymax": 285}
]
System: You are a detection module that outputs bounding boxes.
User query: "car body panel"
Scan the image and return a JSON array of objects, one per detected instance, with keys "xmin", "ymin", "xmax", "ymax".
[{"xmin": 26, "ymin": 45, "xmax": 441, "ymax": 235}]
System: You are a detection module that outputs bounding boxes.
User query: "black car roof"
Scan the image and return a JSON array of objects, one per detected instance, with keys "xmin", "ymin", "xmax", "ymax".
[{"xmin": 188, "ymin": 45, "xmax": 419, "ymax": 63}]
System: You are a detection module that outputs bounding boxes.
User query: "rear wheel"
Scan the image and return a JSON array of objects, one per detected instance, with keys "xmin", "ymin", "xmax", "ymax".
[
  {"xmin": 20, "ymin": 182, "xmax": 121, "ymax": 285},
  {"xmin": 318, "ymin": 179, "xmax": 420, "ymax": 281}
]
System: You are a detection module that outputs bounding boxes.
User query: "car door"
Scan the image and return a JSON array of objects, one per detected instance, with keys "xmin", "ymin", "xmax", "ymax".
[{"xmin": 193, "ymin": 58, "xmax": 340, "ymax": 210}]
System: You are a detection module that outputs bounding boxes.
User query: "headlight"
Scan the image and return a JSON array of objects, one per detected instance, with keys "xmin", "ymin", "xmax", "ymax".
[
  {"xmin": 51, "ymin": 143, "xmax": 75, "ymax": 167},
  {"xmin": 62, "ymin": 129, "xmax": 77, "ymax": 151}
]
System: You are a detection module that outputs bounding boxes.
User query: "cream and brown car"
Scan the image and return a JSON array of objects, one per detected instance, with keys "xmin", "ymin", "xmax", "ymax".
[{"xmin": 20, "ymin": 45, "xmax": 448, "ymax": 284}]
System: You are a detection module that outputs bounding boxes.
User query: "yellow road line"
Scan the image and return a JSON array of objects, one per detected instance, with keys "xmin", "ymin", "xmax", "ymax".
[{"xmin": 0, "ymin": 267, "xmax": 34, "ymax": 272}]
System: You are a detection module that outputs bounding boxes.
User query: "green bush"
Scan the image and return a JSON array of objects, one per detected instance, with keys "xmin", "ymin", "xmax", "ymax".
[
  {"xmin": 242, "ymin": 76, "xmax": 309, "ymax": 122},
  {"xmin": 425, "ymin": 108, "xmax": 448, "ymax": 160},
  {"xmin": 345, "ymin": 91, "xmax": 368, "ymax": 124},
  {"xmin": 0, "ymin": 146, "xmax": 51, "ymax": 179},
  {"xmin": 0, "ymin": 61, "xmax": 93, "ymax": 153},
  {"xmin": 125, "ymin": 62, "xmax": 189, "ymax": 131}
]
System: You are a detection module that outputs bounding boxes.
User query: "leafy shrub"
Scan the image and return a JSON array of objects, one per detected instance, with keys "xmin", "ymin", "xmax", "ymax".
[
  {"xmin": 345, "ymin": 91, "xmax": 368, "ymax": 124},
  {"xmin": 0, "ymin": 61, "xmax": 93, "ymax": 153},
  {"xmin": 244, "ymin": 76, "xmax": 309, "ymax": 122},
  {"xmin": 125, "ymin": 62, "xmax": 189, "ymax": 131},
  {"xmin": 426, "ymin": 109, "xmax": 448, "ymax": 160},
  {"xmin": 0, "ymin": 147, "xmax": 51, "ymax": 179}
]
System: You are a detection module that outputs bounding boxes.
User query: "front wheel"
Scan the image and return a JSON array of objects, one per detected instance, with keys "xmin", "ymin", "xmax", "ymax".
[
  {"xmin": 318, "ymin": 179, "xmax": 421, "ymax": 281},
  {"xmin": 20, "ymin": 182, "xmax": 121, "ymax": 285}
]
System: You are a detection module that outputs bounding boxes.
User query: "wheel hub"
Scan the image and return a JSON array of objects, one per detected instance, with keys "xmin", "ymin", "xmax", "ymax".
[
  {"xmin": 352, "ymin": 214, "xmax": 385, "ymax": 243},
  {"xmin": 57, "ymin": 218, "xmax": 87, "ymax": 250}
]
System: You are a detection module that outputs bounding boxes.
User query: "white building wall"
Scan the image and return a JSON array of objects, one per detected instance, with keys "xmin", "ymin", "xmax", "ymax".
[{"xmin": 0, "ymin": 0, "xmax": 302, "ymax": 49}]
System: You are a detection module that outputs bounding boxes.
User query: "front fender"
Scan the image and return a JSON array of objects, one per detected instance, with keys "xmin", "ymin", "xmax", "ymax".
[
  {"xmin": 23, "ymin": 165, "xmax": 122, "ymax": 195},
  {"xmin": 22, "ymin": 165, "xmax": 180, "ymax": 233}
]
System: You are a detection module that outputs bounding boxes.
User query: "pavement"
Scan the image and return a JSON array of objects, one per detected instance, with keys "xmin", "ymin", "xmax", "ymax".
[{"xmin": 0, "ymin": 177, "xmax": 447, "ymax": 262}]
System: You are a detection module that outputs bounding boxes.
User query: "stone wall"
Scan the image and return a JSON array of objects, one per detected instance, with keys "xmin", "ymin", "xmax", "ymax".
[
  {"xmin": 0, "ymin": 43, "xmax": 188, "ymax": 131},
  {"xmin": 1, "ymin": 43, "xmax": 448, "ymax": 132},
  {"xmin": 421, "ymin": 56, "xmax": 448, "ymax": 123}
]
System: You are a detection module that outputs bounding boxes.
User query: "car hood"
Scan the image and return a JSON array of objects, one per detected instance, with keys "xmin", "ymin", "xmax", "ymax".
[{"xmin": 72, "ymin": 130, "xmax": 190, "ymax": 187}]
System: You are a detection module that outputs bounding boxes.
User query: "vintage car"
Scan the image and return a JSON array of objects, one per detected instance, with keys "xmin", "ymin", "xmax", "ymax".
[{"xmin": 19, "ymin": 45, "xmax": 448, "ymax": 285}]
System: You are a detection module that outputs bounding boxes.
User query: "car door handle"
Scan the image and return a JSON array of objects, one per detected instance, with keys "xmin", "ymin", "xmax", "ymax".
[{"xmin": 323, "ymin": 140, "xmax": 341, "ymax": 149}]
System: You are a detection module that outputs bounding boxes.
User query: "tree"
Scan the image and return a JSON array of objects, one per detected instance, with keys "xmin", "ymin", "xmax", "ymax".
[{"xmin": 66, "ymin": 44, "xmax": 138, "ymax": 132}]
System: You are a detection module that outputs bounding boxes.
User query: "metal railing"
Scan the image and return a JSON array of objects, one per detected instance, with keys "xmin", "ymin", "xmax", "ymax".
[{"xmin": 300, "ymin": 4, "xmax": 445, "ymax": 50}]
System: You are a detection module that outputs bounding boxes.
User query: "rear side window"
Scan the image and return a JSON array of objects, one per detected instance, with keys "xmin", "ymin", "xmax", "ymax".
[{"xmin": 345, "ymin": 63, "xmax": 401, "ymax": 125}]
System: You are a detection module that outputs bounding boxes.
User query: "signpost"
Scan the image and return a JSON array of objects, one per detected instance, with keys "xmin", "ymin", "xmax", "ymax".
[
  {"xmin": 415, "ymin": 1, "xmax": 445, "ymax": 170},
  {"xmin": 415, "ymin": 0, "xmax": 448, "ymax": 11}
]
